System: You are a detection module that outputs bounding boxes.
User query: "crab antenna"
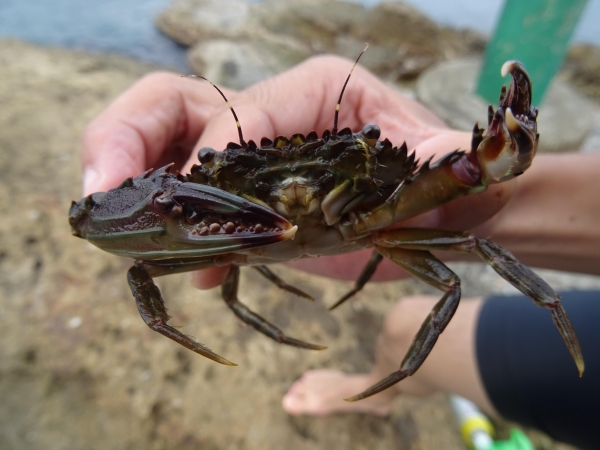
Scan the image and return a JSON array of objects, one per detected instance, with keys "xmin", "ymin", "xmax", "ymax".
[
  {"xmin": 185, "ymin": 75, "xmax": 247, "ymax": 148},
  {"xmin": 332, "ymin": 44, "xmax": 369, "ymax": 137}
]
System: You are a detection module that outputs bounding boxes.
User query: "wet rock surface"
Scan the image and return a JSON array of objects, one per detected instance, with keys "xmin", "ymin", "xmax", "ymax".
[
  {"xmin": 156, "ymin": 0, "xmax": 600, "ymax": 154},
  {"xmin": 157, "ymin": 0, "xmax": 600, "ymax": 98},
  {"xmin": 416, "ymin": 59, "xmax": 597, "ymax": 153},
  {"xmin": 562, "ymin": 43, "xmax": 600, "ymax": 102},
  {"xmin": 156, "ymin": 0, "xmax": 486, "ymax": 88},
  {"xmin": 0, "ymin": 38, "xmax": 594, "ymax": 450}
]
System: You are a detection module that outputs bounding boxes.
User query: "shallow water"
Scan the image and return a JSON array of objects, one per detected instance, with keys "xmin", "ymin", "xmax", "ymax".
[{"xmin": 0, "ymin": 0, "xmax": 188, "ymax": 69}]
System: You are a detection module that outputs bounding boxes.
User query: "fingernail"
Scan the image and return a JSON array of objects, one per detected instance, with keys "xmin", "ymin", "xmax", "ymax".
[{"xmin": 83, "ymin": 167, "xmax": 100, "ymax": 196}]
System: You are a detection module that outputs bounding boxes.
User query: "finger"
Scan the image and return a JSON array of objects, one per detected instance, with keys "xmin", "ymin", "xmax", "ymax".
[
  {"xmin": 415, "ymin": 131, "xmax": 517, "ymax": 231},
  {"xmin": 190, "ymin": 267, "xmax": 230, "ymax": 290},
  {"xmin": 182, "ymin": 55, "xmax": 449, "ymax": 173},
  {"xmin": 287, "ymin": 250, "xmax": 408, "ymax": 282},
  {"xmin": 81, "ymin": 72, "xmax": 236, "ymax": 195}
]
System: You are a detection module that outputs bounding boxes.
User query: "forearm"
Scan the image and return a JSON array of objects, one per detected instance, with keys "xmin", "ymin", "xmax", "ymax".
[{"xmin": 475, "ymin": 153, "xmax": 600, "ymax": 275}]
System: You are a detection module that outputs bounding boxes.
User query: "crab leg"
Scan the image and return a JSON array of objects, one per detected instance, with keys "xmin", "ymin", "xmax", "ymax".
[
  {"xmin": 348, "ymin": 228, "xmax": 584, "ymax": 401},
  {"xmin": 253, "ymin": 265, "xmax": 314, "ymax": 301},
  {"xmin": 346, "ymin": 248, "xmax": 461, "ymax": 401},
  {"xmin": 127, "ymin": 263, "xmax": 236, "ymax": 366},
  {"xmin": 475, "ymin": 239, "xmax": 583, "ymax": 376},
  {"xmin": 375, "ymin": 229, "xmax": 583, "ymax": 373},
  {"xmin": 222, "ymin": 266, "xmax": 327, "ymax": 350},
  {"xmin": 329, "ymin": 251, "xmax": 383, "ymax": 310},
  {"xmin": 130, "ymin": 256, "xmax": 323, "ymax": 358}
]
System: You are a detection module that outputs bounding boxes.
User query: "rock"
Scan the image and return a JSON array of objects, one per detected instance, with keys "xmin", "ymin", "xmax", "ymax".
[
  {"xmin": 187, "ymin": 32, "xmax": 311, "ymax": 89},
  {"xmin": 366, "ymin": 2, "xmax": 485, "ymax": 51},
  {"xmin": 334, "ymin": 35, "xmax": 408, "ymax": 77},
  {"xmin": 248, "ymin": 0, "xmax": 366, "ymax": 52},
  {"xmin": 562, "ymin": 43, "xmax": 600, "ymax": 102},
  {"xmin": 156, "ymin": 0, "xmax": 487, "ymax": 85},
  {"xmin": 156, "ymin": 0, "xmax": 600, "ymax": 106},
  {"xmin": 416, "ymin": 58, "xmax": 595, "ymax": 153},
  {"xmin": 155, "ymin": 0, "xmax": 251, "ymax": 46},
  {"xmin": 188, "ymin": 40, "xmax": 274, "ymax": 89},
  {"xmin": 356, "ymin": 2, "xmax": 485, "ymax": 79}
]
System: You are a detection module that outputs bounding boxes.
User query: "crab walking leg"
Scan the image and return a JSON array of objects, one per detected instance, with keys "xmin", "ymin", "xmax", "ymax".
[
  {"xmin": 475, "ymin": 239, "xmax": 583, "ymax": 376},
  {"xmin": 253, "ymin": 265, "xmax": 314, "ymax": 301},
  {"xmin": 346, "ymin": 248, "xmax": 461, "ymax": 401},
  {"xmin": 127, "ymin": 264, "xmax": 236, "ymax": 366},
  {"xmin": 329, "ymin": 251, "xmax": 384, "ymax": 310},
  {"xmin": 374, "ymin": 228, "xmax": 584, "ymax": 377},
  {"xmin": 222, "ymin": 266, "xmax": 327, "ymax": 350}
]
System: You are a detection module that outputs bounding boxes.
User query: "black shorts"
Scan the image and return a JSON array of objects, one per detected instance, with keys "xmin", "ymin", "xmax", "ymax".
[{"xmin": 476, "ymin": 290, "xmax": 600, "ymax": 449}]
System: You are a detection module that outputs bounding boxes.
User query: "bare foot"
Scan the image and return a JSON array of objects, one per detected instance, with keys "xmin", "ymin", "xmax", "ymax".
[{"xmin": 282, "ymin": 370, "xmax": 396, "ymax": 416}]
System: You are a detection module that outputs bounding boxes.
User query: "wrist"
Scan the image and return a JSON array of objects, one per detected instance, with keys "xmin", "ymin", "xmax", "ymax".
[{"xmin": 473, "ymin": 153, "xmax": 600, "ymax": 275}]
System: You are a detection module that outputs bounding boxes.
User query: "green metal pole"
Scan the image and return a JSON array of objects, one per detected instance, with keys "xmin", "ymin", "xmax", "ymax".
[{"xmin": 476, "ymin": 0, "xmax": 588, "ymax": 105}]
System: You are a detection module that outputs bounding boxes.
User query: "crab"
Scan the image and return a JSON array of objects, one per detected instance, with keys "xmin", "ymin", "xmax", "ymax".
[{"xmin": 69, "ymin": 53, "xmax": 583, "ymax": 401}]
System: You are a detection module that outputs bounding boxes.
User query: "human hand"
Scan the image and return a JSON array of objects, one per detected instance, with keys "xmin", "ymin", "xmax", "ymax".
[{"xmin": 81, "ymin": 55, "xmax": 516, "ymax": 288}]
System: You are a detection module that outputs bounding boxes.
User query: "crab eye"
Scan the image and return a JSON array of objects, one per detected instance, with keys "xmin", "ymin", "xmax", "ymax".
[
  {"xmin": 198, "ymin": 147, "xmax": 216, "ymax": 165},
  {"xmin": 361, "ymin": 124, "xmax": 381, "ymax": 141},
  {"xmin": 90, "ymin": 192, "xmax": 106, "ymax": 204}
]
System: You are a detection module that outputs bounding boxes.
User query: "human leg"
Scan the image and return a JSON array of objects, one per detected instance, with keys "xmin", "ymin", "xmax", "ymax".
[
  {"xmin": 283, "ymin": 295, "xmax": 496, "ymax": 416},
  {"xmin": 476, "ymin": 291, "xmax": 600, "ymax": 448}
]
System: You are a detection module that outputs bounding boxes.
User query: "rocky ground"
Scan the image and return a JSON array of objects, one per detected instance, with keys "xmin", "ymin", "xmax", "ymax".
[
  {"xmin": 1, "ymin": 4, "xmax": 600, "ymax": 448},
  {"xmin": 155, "ymin": 0, "xmax": 487, "ymax": 90},
  {"xmin": 156, "ymin": 0, "xmax": 600, "ymax": 103}
]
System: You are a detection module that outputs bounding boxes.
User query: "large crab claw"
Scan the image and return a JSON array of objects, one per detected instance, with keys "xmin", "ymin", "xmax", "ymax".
[
  {"xmin": 477, "ymin": 60, "xmax": 538, "ymax": 184},
  {"xmin": 69, "ymin": 166, "xmax": 297, "ymax": 259},
  {"xmin": 342, "ymin": 60, "xmax": 538, "ymax": 238}
]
